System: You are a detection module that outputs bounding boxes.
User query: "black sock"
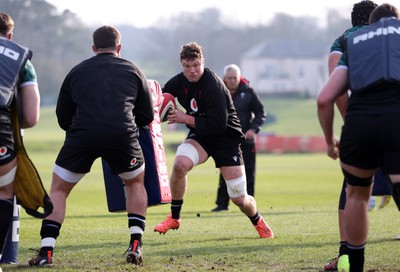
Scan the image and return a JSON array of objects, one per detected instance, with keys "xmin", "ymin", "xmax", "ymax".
[
  {"xmin": 249, "ymin": 211, "xmax": 260, "ymax": 226},
  {"xmin": 347, "ymin": 243, "xmax": 365, "ymax": 272},
  {"xmin": 339, "ymin": 241, "xmax": 348, "ymax": 256},
  {"xmin": 39, "ymin": 246, "xmax": 54, "ymax": 257},
  {"xmin": 40, "ymin": 219, "xmax": 62, "ymax": 239},
  {"xmin": 128, "ymin": 213, "xmax": 145, "ymax": 244},
  {"xmin": 0, "ymin": 198, "xmax": 13, "ymax": 255},
  {"xmin": 38, "ymin": 219, "xmax": 62, "ymax": 256},
  {"xmin": 171, "ymin": 199, "xmax": 183, "ymax": 219}
]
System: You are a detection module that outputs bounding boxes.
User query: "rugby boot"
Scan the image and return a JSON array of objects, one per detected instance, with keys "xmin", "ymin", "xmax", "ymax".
[
  {"xmin": 337, "ymin": 254, "xmax": 350, "ymax": 272},
  {"xmin": 254, "ymin": 216, "xmax": 274, "ymax": 238},
  {"xmin": 154, "ymin": 214, "xmax": 181, "ymax": 234},
  {"xmin": 323, "ymin": 256, "xmax": 338, "ymax": 271},
  {"xmin": 126, "ymin": 240, "xmax": 143, "ymax": 266},
  {"xmin": 28, "ymin": 248, "xmax": 53, "ymax": 267}
]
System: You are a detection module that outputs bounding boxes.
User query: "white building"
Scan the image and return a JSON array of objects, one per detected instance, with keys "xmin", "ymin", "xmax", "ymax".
[{"xmin": 241, "ymin": 40, "xmax": 329, "ymax": 96}]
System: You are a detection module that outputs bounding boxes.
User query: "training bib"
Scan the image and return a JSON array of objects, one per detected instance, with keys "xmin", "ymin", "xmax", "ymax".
[
  {"xmin": 347, "ymin": 17, "xmax": 400, "ymax": 93},
  {"xmin": 0, "ymin": 38, "xmax": 32, "ymax": 108}
]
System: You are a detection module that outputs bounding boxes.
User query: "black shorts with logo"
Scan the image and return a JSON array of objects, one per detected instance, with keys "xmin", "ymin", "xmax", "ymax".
[
  {"xmin": 0, "ymin": 111, "xmax": 16, "ymax": 165},
  {"xmin": 187, "ymin": 132, "xmax": 244, "ymax": 168},
  {"xmin": 55, "ymin": 139, "xmax": 144, "ymax": 175}
]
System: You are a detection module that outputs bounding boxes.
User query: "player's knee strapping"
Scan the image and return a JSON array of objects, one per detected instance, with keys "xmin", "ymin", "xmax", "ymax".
[
  {"xmin": 226, "ymin": 176, "xmax": 246, "ymax": 198},
  {"xmin": 176, "ymin": 143, "xmax": 199, "ymax": 166},
  {"xmin": 342, "ymin": 169, "xmax": 373, "ymax": 187}
]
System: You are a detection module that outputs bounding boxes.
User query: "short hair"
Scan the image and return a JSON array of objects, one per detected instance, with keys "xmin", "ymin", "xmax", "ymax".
[
  {"xmin": 180, "ymin": 42, "xmax": 203, "ymax": 61},
  {"xmin": 92, "ymin": 25, "xmax": 121, "ymax": 50},
  {"xmin": 223, "ymin": 64, "xmax": 241, "ymax": 77},
  {"xmin": 0, "ymin": 12, "xmax": 14, "ymax": 36},
  {"xmin": 351, "ymin": 0, "xmax": 378, "ymax": 26},
  {"xmin": 369, "ymin": 3, "xmax": 400, "ymax": 23}
]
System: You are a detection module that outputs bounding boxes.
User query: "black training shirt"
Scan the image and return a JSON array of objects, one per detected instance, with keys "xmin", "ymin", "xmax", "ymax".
[
  {"xmin": 163, "ymin": 68, "xmax": 244, "ymax": 140},
  {"xmin": 56, "ymin": 53, "xmax": 154, "ymax": 148}
]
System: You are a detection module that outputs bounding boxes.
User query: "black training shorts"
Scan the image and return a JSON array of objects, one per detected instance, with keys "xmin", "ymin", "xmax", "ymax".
[
  {"xmin": 340, "ymin": 114, "xmax": 400, "ymax": 174},
  {"xmin": 55, "ymin": 140, "xmax": 144, "ymax": 175},
  {"xmin": 0, "ymin": 112, "xmax": 16, "ymax": 165},
  {"xmin": 187, "ymin": 132, "xmax": 244, "ymax": 168}
]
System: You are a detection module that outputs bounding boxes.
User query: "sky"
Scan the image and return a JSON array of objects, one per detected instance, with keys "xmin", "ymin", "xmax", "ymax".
[{"xmin": 45, "ymin": 0, "xmax": 355, "ymax": 28}]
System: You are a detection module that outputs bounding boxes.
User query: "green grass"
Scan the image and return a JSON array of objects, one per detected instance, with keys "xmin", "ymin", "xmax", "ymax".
[
  {"xmin": 259, "ymin": 98, "xmax": 343, "ymax": 136},
  {"xmin": 2, "ymin": 101, "xmax": 399, "ymax": 271}
]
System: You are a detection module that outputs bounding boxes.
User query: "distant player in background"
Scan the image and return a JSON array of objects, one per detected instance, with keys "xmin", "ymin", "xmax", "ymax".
[
  {"xmin": 212, "ymin": 64, "xmax": 265, "ymax": 212},
  {"xmin": 154, "ymin": 42, "xmax": 274, "ymax": 239}
]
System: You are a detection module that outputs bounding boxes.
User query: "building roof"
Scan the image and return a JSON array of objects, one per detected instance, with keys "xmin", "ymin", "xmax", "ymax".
[{"xmin": 243, "ymin": 40, "xmax": 328, "ymax": 58}]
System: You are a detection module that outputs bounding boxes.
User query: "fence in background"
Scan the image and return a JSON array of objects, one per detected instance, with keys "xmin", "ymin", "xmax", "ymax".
[{"xmin": 256, "ymin": 134, "xmax": 326, "ymax": 153}]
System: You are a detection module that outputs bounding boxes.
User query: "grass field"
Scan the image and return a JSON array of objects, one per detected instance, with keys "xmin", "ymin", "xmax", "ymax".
[{"xmin": 2, "ymin": 101, "xmax": 400, "ymax": 272}]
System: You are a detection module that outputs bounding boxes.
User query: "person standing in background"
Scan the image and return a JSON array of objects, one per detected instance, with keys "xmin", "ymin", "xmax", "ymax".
[{"xmin": 212, "ymin": 64, "xmax": 266, "ymax": 212}]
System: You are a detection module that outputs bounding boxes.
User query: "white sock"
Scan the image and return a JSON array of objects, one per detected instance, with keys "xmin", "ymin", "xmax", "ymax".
[
  {"xmin": 129, "ymin": 226, "xmax": 144, "ymax": 235},
  {"xmin": 41, "ymin": 237, "xmax": 56, "ymax": 248}
]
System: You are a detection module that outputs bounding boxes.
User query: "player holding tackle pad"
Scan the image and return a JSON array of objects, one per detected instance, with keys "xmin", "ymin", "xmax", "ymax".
[{"xmin": 102, "ymin": 79, "xmax": 172, "ymax": 211}]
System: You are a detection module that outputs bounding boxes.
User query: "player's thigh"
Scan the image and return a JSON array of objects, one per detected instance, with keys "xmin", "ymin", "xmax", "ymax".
[
  {"xmin": 220, "ymin": 165, "xmax": 245, "ymax": 180},
  {"xmin": 181, "ymin": 138, "xmax": 208, "ymax": 164}
]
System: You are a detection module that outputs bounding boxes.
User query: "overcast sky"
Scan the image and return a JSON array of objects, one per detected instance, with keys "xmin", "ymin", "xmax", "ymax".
[{"xmin": 45, "ymin": 0, "xmax": 356, "ymax": 28}]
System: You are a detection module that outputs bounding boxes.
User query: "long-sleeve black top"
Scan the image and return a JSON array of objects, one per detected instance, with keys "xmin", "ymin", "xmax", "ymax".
[
  {"xmin": 56, "ymin": 53, "xmax": 154, "ymax": 148},
  {"xmin": 231, "ymin": 79, "xmax": 266, "ymax": 134},
  {"xmin": 163, "ymin": 68, "xmax": 244, "ymax": 140}
]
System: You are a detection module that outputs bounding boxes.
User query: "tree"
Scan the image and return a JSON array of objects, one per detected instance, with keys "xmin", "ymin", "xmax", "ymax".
[
  {"xmin": 2, "ymin": 1, "xmax": 349, "ymax": 103},
  {"xmin": 3, "ymin": 0, "xmax": 91, "ymax": 104}
]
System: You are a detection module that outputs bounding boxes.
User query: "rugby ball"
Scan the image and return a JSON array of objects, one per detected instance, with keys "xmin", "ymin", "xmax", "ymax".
[{"xmin": 159, "ymin": 93, "xmax": 176, "ymax": 122}]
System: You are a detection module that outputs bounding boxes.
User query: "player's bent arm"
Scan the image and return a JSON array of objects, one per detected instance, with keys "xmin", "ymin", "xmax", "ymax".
[
  {"xmin": 328, "ymin": 52, "xmax": 348, "ymax": 120},
  {"xmin": 317, "ymin": 68, "xmax": 348, "ymax": 148},
  {"xmin": 18, "ymin": 84, "xmax": 40, "ymax": 128},
  {"xmin": 328, "ymin": 52, "xmax": 342, "ymax": 75},
  {"xmin": 335, "ymin": 93, "xmax": 349, "ymax": 120}
]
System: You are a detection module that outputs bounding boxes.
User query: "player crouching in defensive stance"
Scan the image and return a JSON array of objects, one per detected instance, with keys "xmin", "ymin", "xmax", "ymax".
[
  {"xmin": 28, "ymin": 25, "xmax": 154, "ymax": 267},
  {"xmin": 154, "ymin": 42, "xmax": 274, "ymax": 239}
]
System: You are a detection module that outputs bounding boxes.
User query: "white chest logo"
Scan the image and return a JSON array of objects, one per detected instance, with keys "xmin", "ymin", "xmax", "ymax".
[{"xmin": 190, "ymin": 98, "xmax": 198, "ymax": 112}]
